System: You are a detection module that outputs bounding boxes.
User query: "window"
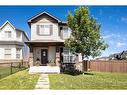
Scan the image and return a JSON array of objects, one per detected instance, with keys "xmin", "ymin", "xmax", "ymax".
[
  {"xmin": 37, "ymin": 24, "xmax": 53, "ymax": 35},
  {"xmin": 16, "ymin": 31, "xmax": 21, "ymax": 38},
  {"xmin": 5, "ymin": 31, "xmax": 11, "ymax": 38},
  {"xmin": 16, "ymin": 48, "xmax": 21, "ymax": 59},
  {"xmin": 62, "ymin": 27, "xmax": 69, "ymax": 39},
  {"xmin": 4, "ymin": 49, "xmax": 11, "ymax": 59},
  {"xmin": 63, "ymin": 48, "xmax": 75, "ymax": 63}
]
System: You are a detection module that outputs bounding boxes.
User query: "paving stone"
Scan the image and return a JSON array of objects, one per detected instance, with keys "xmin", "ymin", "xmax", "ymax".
[{"xmin": 35, "ymin": 74, "xmax": 49, "ymax": 89}]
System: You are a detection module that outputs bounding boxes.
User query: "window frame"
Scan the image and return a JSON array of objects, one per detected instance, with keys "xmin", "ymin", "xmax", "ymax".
[
  {"xmin": 63, "ymin": 48, "xmax": 75, "ymax": 63},
  {"xmin": 37, "ymin": 24, "xmax": 53, "ymax": 36}
]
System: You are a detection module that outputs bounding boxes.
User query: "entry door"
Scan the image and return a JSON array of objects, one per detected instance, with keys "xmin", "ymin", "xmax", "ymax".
[{"xmin": 41, "ymin": 49, "xmax": 48, "ymax": 66}]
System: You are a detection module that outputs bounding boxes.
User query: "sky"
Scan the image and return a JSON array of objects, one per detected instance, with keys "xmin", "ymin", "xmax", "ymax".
[{"xmin": 0, "ymin": 6, "xmax": 127, "ymax": 57}]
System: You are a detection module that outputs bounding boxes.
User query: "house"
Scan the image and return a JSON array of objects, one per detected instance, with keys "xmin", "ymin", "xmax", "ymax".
[
  {"xmin": 109, "ymin": 50, "xmax": 127, "ymax": 60},
  {"xmin": 0, "ymin": 21, "xmax": 29, "ymax": 62},
  {"xmin": 96, "ymin": 56, "xmax": 109, "ymax": 61},
  {"xmin": 25, "ymin": 11, "xmax": 82, "ymax": 73}
]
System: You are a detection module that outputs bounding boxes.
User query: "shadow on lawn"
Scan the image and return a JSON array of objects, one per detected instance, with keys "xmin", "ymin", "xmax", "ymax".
[{"xmin": 63, "ymin": 70, "xmax": 94, "ymax": 76}]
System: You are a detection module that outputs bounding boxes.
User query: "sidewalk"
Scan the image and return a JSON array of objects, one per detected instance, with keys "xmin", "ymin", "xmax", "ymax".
[{"xmin": 35, "ymin": 74, "xmax": 49, "ymax": 89}]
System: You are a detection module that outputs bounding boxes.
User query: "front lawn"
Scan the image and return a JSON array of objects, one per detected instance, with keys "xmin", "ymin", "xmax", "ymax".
[
  {"xmin": 49, "ymin": 72, "xmax": 127, "ymax": 89},
  {"xmin": 0, "ymin": 69, "xmax": 39, "ymax": 89},
  {"xmin": 0, "ymin": 66, "xmax": 26, "ymax": 79}
]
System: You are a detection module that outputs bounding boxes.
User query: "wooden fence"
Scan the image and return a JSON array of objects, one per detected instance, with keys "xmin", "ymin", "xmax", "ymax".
[{"xmin": 83, "ymin": 60, "xmax": 127, "ymax": 73}]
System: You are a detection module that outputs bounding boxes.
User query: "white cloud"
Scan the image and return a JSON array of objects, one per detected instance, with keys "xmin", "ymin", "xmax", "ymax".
[
  {"xmin": 117, "ymin": 42, "xmax": 126, "ymax": 47},
  {"xmin": 102, "ymin": 34, "xmax": 114, "ymax": 39}
]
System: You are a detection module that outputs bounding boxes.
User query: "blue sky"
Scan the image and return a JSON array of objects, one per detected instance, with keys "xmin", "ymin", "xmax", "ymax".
[{"xmin": 0, "ymin": 6, "xmax": 127, "ymax": 57}]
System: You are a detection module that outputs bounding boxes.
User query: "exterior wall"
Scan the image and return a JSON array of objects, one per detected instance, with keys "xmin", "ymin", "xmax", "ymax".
[
  {"xmin": 33, "ymin": 46, "xmax": 56, "ymax": 64},
  {"xmin": 0, "ymin": 23, "xmax": 17, "ymax": 41},
  {"xmin": 0, "ymin": 45, "xmax": 23, "ymax": 59},
  {"xmin": 48, "ymin": 46, "xmax": 56, "ymax": 62},
  {"xmin": 0, "ymin": 21, "xmax": 29, "ymax": 61},
  {"xmin": 22, "ymin": 33, "xmax": 29, "ymax": 61},
  {"xmin": 31, "ymin": 17, "xmax": 62, "ymax": 41}
]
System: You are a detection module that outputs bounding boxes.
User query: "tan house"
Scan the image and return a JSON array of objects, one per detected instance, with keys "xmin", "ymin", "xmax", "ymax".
[{"xmin": 25, "ymin": 12, "xmax": 82, "ymax": 72}]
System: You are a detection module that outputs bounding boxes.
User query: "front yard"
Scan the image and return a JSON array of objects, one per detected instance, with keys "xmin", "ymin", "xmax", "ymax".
[
  {"xmin": 49, "ymin": 72, "xmax": 127, "ymax": 89},
  {"xmin": 0, "ymin": 69, "xmax": 127, "ymax": 89},
  {"xmin": 0, "ymin": 69, "xmax": 39, "ymax": 89},
  {"xmin": 0, "ymin": 66, "xmax": 26, "ymax": 79}
]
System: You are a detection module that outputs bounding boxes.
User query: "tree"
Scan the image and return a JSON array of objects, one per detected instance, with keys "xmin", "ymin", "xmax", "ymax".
[{"xmin": 65, "ymin": 7, "xmax": 108, "ymax": 59}]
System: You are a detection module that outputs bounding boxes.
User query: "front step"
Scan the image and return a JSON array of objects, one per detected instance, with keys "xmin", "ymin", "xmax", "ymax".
[{"xmin": 29, "ymin": 66, "xmax": 60, "ymax": 74}]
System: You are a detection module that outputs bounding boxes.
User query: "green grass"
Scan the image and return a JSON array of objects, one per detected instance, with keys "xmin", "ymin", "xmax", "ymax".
[
  {"xmin": 0, "ymin": 69, "xmax": 39, "ymax": 89},
  {"xmin": 49, "ymin": 72, "xmax": 127, "ymax": 89},
  {"xmin": 0, "ymin": 66, "xmax": 26, "ymax": 79}
]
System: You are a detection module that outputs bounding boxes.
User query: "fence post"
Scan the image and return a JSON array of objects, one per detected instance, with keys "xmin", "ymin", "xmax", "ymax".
[
  {"xmin": 10, "ymin": 63, "xmax": 13, "ymax": 74},
  {"xmin": 83, "ymin": 60, "xmax": 89, "ymax": 72},
  {"xmin": 19, "ymin": 62, "xmax": 21, "ymax": 69},
  {"xmin": 21, "ymin": 60, "xmax": 23, "ymax": 68}
]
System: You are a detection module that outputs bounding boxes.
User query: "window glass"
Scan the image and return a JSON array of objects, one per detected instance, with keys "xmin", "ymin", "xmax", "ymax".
[
  {"xmin": 38, "ymin": 25, "xmax": 52, "ymax": 35},
  {"xmin": 63, "ymin": 48, "xmax": 75, "ymax": 63}
]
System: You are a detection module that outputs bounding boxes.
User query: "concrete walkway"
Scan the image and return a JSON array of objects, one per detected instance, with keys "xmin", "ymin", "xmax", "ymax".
[{"xmin": 35, "ymin": 74, "xmax": 49, "ymax": 89}]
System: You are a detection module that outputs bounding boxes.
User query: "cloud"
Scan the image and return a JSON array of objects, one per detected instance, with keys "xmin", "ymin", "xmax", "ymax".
[
  {"xmin": 102, "ymin": 33, "xmax": 121, "ymax": 39},
  {"xmin": 102, "ymin": 34, "xmax": 114, "ymax": 39},
  {"xmin": 121, "ymin": 17, "xmax": 127, "ymax": 23},
  {"xmin": 117, "ymin": 42, "xmax": 126, "ymax": 47}
]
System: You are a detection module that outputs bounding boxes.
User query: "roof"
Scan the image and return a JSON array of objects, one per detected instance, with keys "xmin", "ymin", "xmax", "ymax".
[
  {"xmin": 0, "ymin": 20, "xmax": 29, "ymax": 41},
  {"xmin": 0, "ymin": 20, "xmax": 15, "ymax": 30},
  {"xmin": 25, "ymin": 39, "xmax": 64, "ymax": 43},
  {"xmin": 16, "ymin": 28, "xmax": 29, "ymax": 41},
  {"xmin": 28, "ymin": 11, "xmax": 67, "ymax": 26},
  {"xmin": 25, "ymin": 40, "xmax": 64, "ymax": 46}
]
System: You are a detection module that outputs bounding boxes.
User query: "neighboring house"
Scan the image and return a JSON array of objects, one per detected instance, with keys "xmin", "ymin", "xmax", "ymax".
[
  {"xmin": 109, "ymin": 50, "xmax": 127, "ymax": 60},
  {"xmin": 96, "ymin": 57, "xmax": 109, "ymax": 61},
  {"xmin": 25, "ymin": 11, "xmax": 82, "ymax": 67},
  {"xmin": 0, "ymin": 21, "xmax": 29, "ymax": 61}
]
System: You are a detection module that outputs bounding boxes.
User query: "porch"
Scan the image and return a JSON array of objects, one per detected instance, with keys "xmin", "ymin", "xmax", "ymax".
[{"xmin": 25, "ymin": 40, "xmax": 77, "ymax": 73}]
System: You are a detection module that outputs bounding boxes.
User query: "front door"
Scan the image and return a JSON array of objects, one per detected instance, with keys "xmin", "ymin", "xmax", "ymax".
[{"xmin": 41, "ymin": 49, "xmax": 48, "ymax": 66}]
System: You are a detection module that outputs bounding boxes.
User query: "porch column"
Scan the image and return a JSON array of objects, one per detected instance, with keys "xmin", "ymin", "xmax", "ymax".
[
  {"xmin": 29, "ymin": 45, "xmax": 34, "ymax": 67},
  {"xmin": 55, "ymin": 46, "xmax": 60, "ymax": 66}
]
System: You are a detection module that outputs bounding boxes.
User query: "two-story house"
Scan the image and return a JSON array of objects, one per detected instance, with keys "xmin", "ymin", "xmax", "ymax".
[
  {"xmin": 0, "ymin": 21, "xmax": 29, "ymax": 61},
  {"xmin": 25, "ymin": 11, "xmax": 82, "ymax": 68}
]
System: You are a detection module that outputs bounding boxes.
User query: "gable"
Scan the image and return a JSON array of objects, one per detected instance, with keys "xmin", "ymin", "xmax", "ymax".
[
  {"xmin": 28, "ymin": 12, "xmax": 61, "ymax": 26},
  {"xmin": 0, "ymin": 21, "xmax": 15, "ymax": 30},
  {"xmin": 0, "ymin": 22, "xmax": 15, "ymax": 32}
]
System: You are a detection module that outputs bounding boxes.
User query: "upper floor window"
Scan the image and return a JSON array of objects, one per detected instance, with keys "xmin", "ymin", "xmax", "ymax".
[
  {"xmin": 16, "ymin": 31, "xmax": 21, "ymax": 39},
  {"xmin": 4, "ymin": 48, "xmax": 11, "ymax": 59},
  {"xmin": 63, "ymin": 27, "xmax": 68, "ymax": 33},
  {"xmin": 37, "ymin": 24, "xmax": 53, "ymax": 36},
  {"xmin": 62, "ymin": 27, "xmax": 69, "ymax": 39},
  {"xmin": 5, "ymin": 31, "xmax": 11, "ymax": 38}
]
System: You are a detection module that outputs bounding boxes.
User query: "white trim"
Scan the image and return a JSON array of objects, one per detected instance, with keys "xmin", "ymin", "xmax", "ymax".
[
  {"xmin": 0, "ymin": 20, "xmax": 15, "ymax": 30},
  {"xmin": 28, "ymin": 11, "xmax": 61, "ymax": 23}
]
